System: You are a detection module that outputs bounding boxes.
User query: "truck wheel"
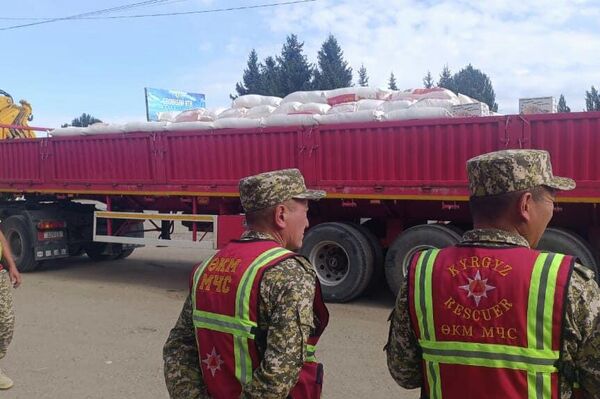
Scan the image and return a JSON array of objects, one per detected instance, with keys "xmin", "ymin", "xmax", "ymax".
[
  {"xmin": 301, "ymin": 222, "xmax": 374, "ymax": 303},
  {"xmin": 116, "ymin": 248, "xmax": 135, "ymax": 259},
  {"xmin": 345, "ymin": 222, "xmax": 384, "ymax": 292},
  {"xmin": 1, "ymin": 215, "xmax": 39, "ymax": 272},
  {"xmin": 537, "ymin": 228, "xmax": 598, "ymax": 279},
  {"xmin": 85, "ymin": 243, "xmax": 118, "ymax": 261},
  {"xmin": 384, "ymin": 224, "xmax": 462, "ymax": 297}
]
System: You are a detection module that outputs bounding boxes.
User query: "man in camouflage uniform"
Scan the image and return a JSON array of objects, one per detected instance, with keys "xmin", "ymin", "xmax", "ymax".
[
  {"xmin": 163, "ymin": 168, "xmax": 327, "ymax": 398},
  {"xmin": 0, "ymin": 230, "xmax": 22, "ymax": 390},
  {"xmin": 386, "ymin": 149, "xmax": 600, "ymax": 397}
]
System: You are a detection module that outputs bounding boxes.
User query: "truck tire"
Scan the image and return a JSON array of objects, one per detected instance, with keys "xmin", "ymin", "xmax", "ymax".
[
  {"xmin": 1, "ymin": 215, "xmax": 39, "ymax": 272},
  {"xmin": 301, "ymin": 222, "xmax": 374, "ymax": 303},
  {"xmin": 85, "ymin": 243, "xmax": 118, "ymax": 261},
  {"xmin": 537, "ymin": 228, "xmax": 598, "ymax": 279},
  {"xmin": 384, "ymin": 224, "xmax": 462, "ymax": 297},
  {"xmin": 116, "ymin": 248, "xmax": 135, "ymax": 259},
  {"xmin": 345, "ymin": 222, "xmax": 384, "ymax": 292}
]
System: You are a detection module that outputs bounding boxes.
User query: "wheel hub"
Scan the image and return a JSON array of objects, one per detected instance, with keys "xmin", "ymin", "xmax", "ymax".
[{"xmin": 309, "ymin": 240, "xmax": 350, "ymax": 286}]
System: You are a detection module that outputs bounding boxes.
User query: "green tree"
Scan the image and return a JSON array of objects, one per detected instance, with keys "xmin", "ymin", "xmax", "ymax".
[
  {"xmin": 62, "ymin": 113, "xmax": 102, "ymax": 128},
  {"xmin": 312, "ymin": 34, "xmax": 353, "ymax": 90},
  {"xmin": 277, "ymin": 34, "xmax": 313, "ymax": 95},
  {"xmin": 438, "ymin": 64, "xmax": 453, "ymax": 90},
  {"xmin": 259, "ymin": 56, "xmax": 283, "ymax": 97},
  {"xmin": 557, "ymin": 94, "xmax": 571, "ymax": 112},
  {"xmin": 357, "ymin": 64, "xmax": 369, "ymax": 87},
  {"xmin": 585, "ymin": 86, "xmax": 600, "ymax": 111},
  {"xmin": 388, "ymin": 72, "xmax": 398, "ymax": 90},
  {"xmin": 423, "ymin": 71, "xmax": 434, "ymax": 88},
  {"xmin": 450, "ymin": 64, "xmax": 498, "ymax": 112},
  {"xmin": 234, "ymin": 49, "xmax": 262, "ymax": 97}
]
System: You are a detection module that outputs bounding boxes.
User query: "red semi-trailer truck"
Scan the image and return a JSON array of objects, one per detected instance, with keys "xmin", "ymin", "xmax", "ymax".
[{"xmin": 1, "ymin": 112, "xmax": 599, "ymax": 302}]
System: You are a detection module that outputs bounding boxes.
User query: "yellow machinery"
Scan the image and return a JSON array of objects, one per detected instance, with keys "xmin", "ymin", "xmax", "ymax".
[{"xmin": 0, "ymin": 89, "xmax": 35, "ymax": 139}]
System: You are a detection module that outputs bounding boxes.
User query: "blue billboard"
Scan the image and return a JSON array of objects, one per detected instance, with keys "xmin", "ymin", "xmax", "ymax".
[{"xmin": 144, "ymin": 87, "xmax": 206, "ymax": 121}]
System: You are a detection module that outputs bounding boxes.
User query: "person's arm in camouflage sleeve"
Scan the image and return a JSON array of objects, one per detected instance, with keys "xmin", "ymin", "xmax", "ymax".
[
  {"xmin": 385, "ymin": 274, "xmax": 423, "ymax": 389},
  {"xmin": 241, "ymin": 258, "xmax": 315, "ymax": 399},
  {"xmin": 562, "ymin": 264, "xmax": 600, "ymax": 396},
  {"xmin": 163, "ymin": 295, "xmax": 209, "ymax": 399}
]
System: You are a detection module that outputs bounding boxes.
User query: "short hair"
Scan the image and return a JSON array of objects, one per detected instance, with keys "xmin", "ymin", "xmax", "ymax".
[
  {"xmin": 469, "ymin": 185, "xmax": 553, "ymax": 222},
  {"xmin": 244, "ymin": 205, "xmax": 276, "ymax": 228}
]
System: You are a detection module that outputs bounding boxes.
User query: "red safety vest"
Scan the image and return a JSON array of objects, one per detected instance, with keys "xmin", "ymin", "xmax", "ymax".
[
  {"xmin": 191, "ymin": 239, "xmax": 329, "ymax": 399},
  {"xmin": 408, "ymin": 246, "xmax": 575, "ymax": 399}
]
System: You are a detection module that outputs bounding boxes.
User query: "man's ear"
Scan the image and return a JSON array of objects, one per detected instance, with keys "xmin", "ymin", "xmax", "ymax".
[
  {"xmin": 517, "ymin": 191, "xmax": 534, "ymax": 223},
  {"xmin": 273, "ymin": 204, "xmax": 287, "ymax": 229}
]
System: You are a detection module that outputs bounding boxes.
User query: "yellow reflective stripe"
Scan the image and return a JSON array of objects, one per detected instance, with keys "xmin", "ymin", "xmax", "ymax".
[
  {"xmin": 541, "ymin": 254, "xmax": 563, "ymax": 350},
  {"xmin": 233, "ymin": 246, "xmax": 293, "ymax": 384},
  {"xmin": 425, "ymin": 360, "xmax": 442, "ymax": 399},
  {"xmin": 192, "ymin": 309, "xmax": 257, "ymax": 338},
  {"xmin": 527, "ymin": 371, "xmax": 552, "ymax": 399},
  {"xmin": 421, "ymin": 339, "xmax": 558, "ymax": 373},
  {"xmin": 527, "ymin": 253, "xmax": 546, "ymax": 349},
  {"xmin": 306, "ymin": 344, "xmax": 317, "ymax": 362},
  {"xmin": 236, "ymin": 247, "xmax": 293, "ymax": 320},
  {"xmin": 528, "ymin": 253, "xmax": 563, "ymax": 350},
  {"xmin": 191, "ymin": 255, "xmax": 216, "ymax": 310},
  {"xmin": 413, "ymin": 251, "xmax": 427, "ymax": 339},
  {"xmin": 413, "ymin": 249, "xmax": 441, "ymax": 398},
  {"xmin": 414, "ymin": 249, "xmax": 440, "ymax": 341},
  {"xmin": 423, "ymin": 249, "xmax": 439, "ymax": 341}
]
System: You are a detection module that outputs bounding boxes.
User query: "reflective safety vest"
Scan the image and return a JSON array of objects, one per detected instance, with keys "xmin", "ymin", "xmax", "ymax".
[
  {"xmin": 408, "ymin": 246, "xmax": 575, "ymax": 399},
  {"xmin": 191, "ymin": 239, "xmax": 329, "ymax": 399}
]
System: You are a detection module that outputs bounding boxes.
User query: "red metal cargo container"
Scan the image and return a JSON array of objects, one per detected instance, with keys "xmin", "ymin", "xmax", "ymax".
[{"xmin": 1, "ymin": 112, "xmax": 599, "ymax": 301}]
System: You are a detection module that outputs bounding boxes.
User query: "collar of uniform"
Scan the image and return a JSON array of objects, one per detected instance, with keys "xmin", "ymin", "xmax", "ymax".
[
  {"xmin": 240, "ymin": 230, "xmax": 277, "ymax": 241},
  {"xmin": 461, "ymin": 228, "xmax": 530, "ymax": 248}
]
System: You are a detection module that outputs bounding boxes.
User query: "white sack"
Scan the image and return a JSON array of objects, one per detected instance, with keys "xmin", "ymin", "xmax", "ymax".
[
  {"xmin": 357, "ymin": 99, "xmax": 385, "ymax": 111},
  {"xmin": 379, "ymin": 100, "xmax": 414, "ymax": 113},
  {"xmin": 262, "ymin": 114, "xmax": 320, "ymax": 127},
  {"xmin": 217, "ymin": 108, "xmax": 248, "ymax": 119},
  {"xmin": 232, "ymin": 94, "xmax": 282, "ymax": 109},
  {"xmin": 281, "ymin": 90, "xmax": 327, "ymax": 104},
  {"xmin": 246, "ymin": 105, "xmax": 276, "ymax": 119},
  {"xmin": 410, "ymin": 99, "xmax": 456, "ymax": 110},
  {"xmin": 318, "ymin": 110, "xmax": 384, "ymax": 125},
  {"xmin": 165, "ymin": 121, "xmax": 215, "ymax": 131},
  {"xmin": 213, "ymin": 118, "xmax": 262, "ymax": 129},
  {"xmin": 327, "ymin": 102, "xmax": 358, "ymax": 114},
  {"xmin": 157, "ymin": 111, "xmax": 180, "ymax": 122},
  {"xmin": 385, "ymin": 107, "xmax": 452, "ymax": 121},
  {"xmin": 83, "ymin": 123, "xmax": 126, "ymax": 135},
  {"xmin": 122, "ymin": 122, "xmax": 169, "ymax": 133},
  {"xmin": 50, "ymin": 127, "xmax": 86, "ymax": 137},
  {"xmin": 295, "ymin": 103, "xmax": 331, "ymax": 115},
  {"xmin": 273, "ymin": 101, "xmax": 302, "ymax": 114}
]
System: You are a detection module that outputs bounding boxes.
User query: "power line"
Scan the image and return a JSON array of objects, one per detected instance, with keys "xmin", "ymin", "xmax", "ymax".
[
  {"xmin": 0, "ymin": 0, "xmax": 174, "ymax": 30},
  {"xmin": 0, "ymin": 0, "xmax": 316, "ymax": 30},
  {"xmin": 0, "ymin": 0, "xmax": 190, "ymax": 20}
]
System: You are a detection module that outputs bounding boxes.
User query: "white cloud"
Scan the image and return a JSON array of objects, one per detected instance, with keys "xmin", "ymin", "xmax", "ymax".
[{"xmin": 263, "ymin": 0, "xmax": 600, "ymax": 113}]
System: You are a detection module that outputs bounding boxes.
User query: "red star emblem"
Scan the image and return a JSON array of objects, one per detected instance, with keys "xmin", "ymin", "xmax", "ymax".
[
  {"xmin": 202, "ymin": 347, "xmax": 224, "ymax": 377},
  {"xmin": 459, "ymin": 270, "xmax": 495, "ymax": 307}
]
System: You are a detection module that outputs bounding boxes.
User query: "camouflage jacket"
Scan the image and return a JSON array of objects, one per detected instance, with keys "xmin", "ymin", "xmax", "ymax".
[
  {"xmin": 163, "ymin": 230, "xmax": 319, "ymax": 399},
  {"xmin": 385, "ymin": 228, "xmax": 600, "ymax": 398}
]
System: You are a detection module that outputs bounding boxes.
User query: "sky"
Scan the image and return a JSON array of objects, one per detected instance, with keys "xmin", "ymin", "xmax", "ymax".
[{"xmin": 1, "ymin": 0, "xmax": 599, "ymax": 128}]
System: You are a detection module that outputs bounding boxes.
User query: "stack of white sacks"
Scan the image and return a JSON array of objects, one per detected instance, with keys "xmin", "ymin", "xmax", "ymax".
[{"xmin": 50, "ymin": 87, "xmax": 491, "ymax": 136}]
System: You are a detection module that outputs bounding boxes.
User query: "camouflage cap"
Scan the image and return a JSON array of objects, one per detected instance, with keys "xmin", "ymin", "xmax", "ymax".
[
  {"xmin": 466, "ymin": 149, "xmax": 575, "ymax": 197},
  {"xmin": 239, "ymin": 168, "xmax": 326, "ymax": 213}
]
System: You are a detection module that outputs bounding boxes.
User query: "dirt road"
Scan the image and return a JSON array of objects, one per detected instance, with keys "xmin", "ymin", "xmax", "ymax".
[{"xmin": 3, "ymin": 247, "xmax": 419, "ymax": 398}]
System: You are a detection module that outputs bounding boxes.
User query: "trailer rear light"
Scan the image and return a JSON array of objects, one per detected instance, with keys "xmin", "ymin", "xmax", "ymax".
[{"xmin": 37, "ymin": 220, "xmax": 67, "ymax": 230}]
